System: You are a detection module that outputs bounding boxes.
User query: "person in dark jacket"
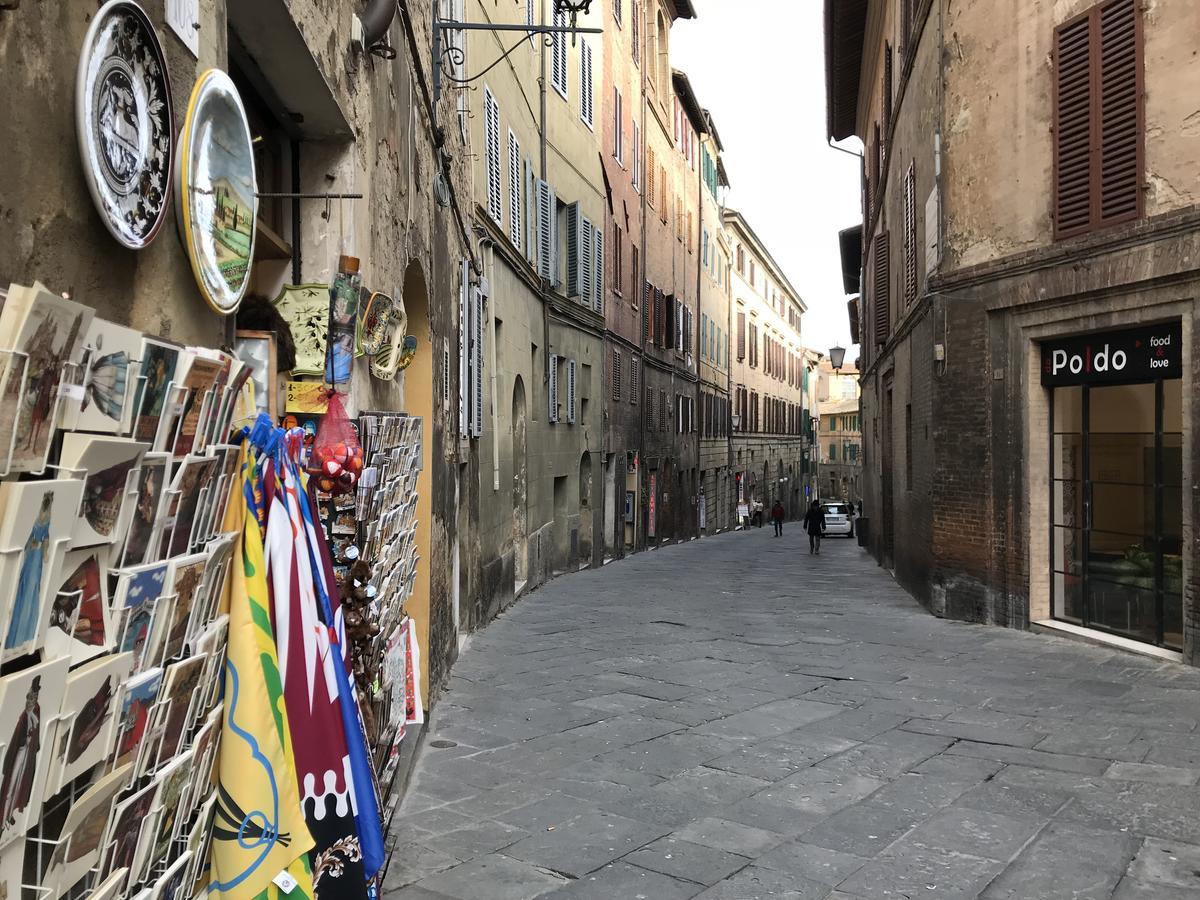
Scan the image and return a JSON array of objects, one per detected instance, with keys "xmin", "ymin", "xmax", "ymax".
[
  {"xmin": 770, "ymin": 501, "xmax": 786, "ymax": 537},
  {"xmin": 802, "ymin": 500, "xmax": 826, "ymax": 555}
]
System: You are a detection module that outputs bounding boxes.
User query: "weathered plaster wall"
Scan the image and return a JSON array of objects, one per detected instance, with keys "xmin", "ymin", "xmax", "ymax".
[{"xmin": 942, "ymin": 0, "xmax": 1200, "ymax": 270}]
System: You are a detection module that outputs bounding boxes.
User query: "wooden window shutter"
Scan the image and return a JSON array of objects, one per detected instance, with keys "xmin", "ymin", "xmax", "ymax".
[
  {"xmin": 548, "ymin": 354, "xmax": 559, "ymax": 422},
  {"xmin": 736, "ymin": 311, "xmax": 746, "ymax": 361},
  {"xmin": 567, "ymin": 358, "xmax": 577, "ymax": 423},
  {"xmin": 643, "ymin": 280, "xmax": 651, "ymax": 336},
  {"xmin": 883, "ymin": 42, "xmax": 893, "ymax": 129},
  {"xmin": 591, "ymin": 224, "xmax": 604, "ymax": 314},
  {"xmin": 873, "ymin": 232, "xmax": 891, "ymax": 346},
  {"xmin": 612, "ymin": 349, "xmax": 622, "ymax": 401},
  {"xmin": 1097, "ymin": 0, "xmax": 1142, "ymax": 227},
  {"xmin": 1053, "ymin": 0, "xmax": 1143, "ymax": 240},
  {"xmin": 566, "ymin": 202, "xmax": 581, "ymax": 295},
  {"xmin": 1053, "ymin": 12, "xmax": 1095, "ymax": 238},
  {"xmin": 508, "ymin": 130, "xmax": 522, "ymax": 247},
  {"xmin": 470, "ymin": 286, "xmax": 485, "ymax": 437},
  {"xmin": 903, "ymin": 163, "xmax": 917, "ymax": 305},
  {"xmin": 630, "ymin": 357, "xmax": 639, "ymax": 403}
]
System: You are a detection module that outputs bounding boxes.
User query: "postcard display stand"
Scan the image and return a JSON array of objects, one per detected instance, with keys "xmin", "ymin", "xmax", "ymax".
[
  {"xmin": 318, "ymin": 411, "xmax": 424, "ymax": 830},
  {"xmin": 0, "ymin": 283, "xmax": 249, "ymax": 899}
]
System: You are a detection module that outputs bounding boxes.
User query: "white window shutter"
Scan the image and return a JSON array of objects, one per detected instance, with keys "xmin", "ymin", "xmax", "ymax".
[
  {"xmin": 579, "ymin": 215, "xmax": 593, "ymax": 303},
  {"xmin": 548, "ymin": 354, "xmax": 559, "ymax": 422},
  {"xmin": 508, "ymin": 130, "xmax": 522, "ymax": 247},
  {"xmin": 551, "ymin": 11, "xmax": 567, "ymax": 96},
  {"xmin": 483, "ymin": 87, "xmax": 502, "ymax": 224},
  {"xmin": 567, "ymin": 358, "xmax": 577, "ymax": 423},
  {"xmin": 580, "ymin": 41, "xmax": 594, "ymax": 127},
  {"xmin": 470, "ymin": 285, "xmax": 485, "ymax": 437},
  {"xmin": 565, "ymin": 202, "xmax": 581, "ymax": 296},
  {"xmin": 458, "ymin": 260, "xmax": 469, "ymax": 437},
  {"xmin": 537, "ymin": 180, "xmax": 555, "ymax": 281},
  {"xmin": 675, "ymin": 301, "xmax": 683, "ymax": 352},
  {"xmin": 591, "ymin": 224, "xmax": 604, "ymax": 315},
  {"xmin": 524, "ymin": 159, "xmax": 536, "ymax": 262}
]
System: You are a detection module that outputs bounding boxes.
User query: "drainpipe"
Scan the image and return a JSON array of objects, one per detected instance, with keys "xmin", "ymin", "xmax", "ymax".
[
  {"xmin": 539, "ymin": 0, "xmax": 552, "ymax": 417},
  {"xmin": 636, "ymin": 1, "xmax": 649, "ymax": 552}
]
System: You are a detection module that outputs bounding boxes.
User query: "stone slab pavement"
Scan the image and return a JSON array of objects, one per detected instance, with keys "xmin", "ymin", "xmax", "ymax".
[{"xmin": 383, "ymin": 525, "xmax": 1200, "ymax": 899}]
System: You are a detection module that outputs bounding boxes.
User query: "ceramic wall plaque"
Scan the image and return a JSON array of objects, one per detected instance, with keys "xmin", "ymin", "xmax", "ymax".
[
  {"xmin": 272, "ymin": 284, "xmax": 330, "ymax": 376},
  {"xmin": 76, "ymin": 0, "xmax": 174, "ymax": 250},
  {"xmin": 176, "ymin": 69, "xmax": 258, "ymax": 315}
]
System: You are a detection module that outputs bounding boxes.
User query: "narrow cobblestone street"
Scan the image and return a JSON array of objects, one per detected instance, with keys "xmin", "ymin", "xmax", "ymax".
[{"xmin": 385, "ymin": 528, "xmax": 1200, "ymax": 899}]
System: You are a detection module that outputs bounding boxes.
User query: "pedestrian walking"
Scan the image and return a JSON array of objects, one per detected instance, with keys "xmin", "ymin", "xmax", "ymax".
[
  {"xmin": 770, "ymin": 500, "xmax": 785, "ymax": 537},
  {"xmin": 802, "ymin": 500, "xmax": 826, "ymax": 554}
]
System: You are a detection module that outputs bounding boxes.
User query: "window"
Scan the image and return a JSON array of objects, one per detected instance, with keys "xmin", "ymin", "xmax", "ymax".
[
  {"xmin": 647, "ymin": 147, "xmax": 656, "ymax": 206},
  {"xmin": 646, "ymin": 386, "xmax": 654, "ymax": 427},
  {"xmin": 659, "ymin": 390, "xmax": 666, "ymax": 431},
  {"xmin": 551, "ymin": 11, "xmax": 568, "ymax": 98},
  {"xmin": 613, "ymin": 224, "xmax": 623, "ymax": 296},
  {"xmin": 873, "ymin": 231, "xmax": 890, "ymax": 346},
  {"xmin": 749, "ymin": 322, "xmax": 759, "ymax": 368},
  {"xmin": 536, "ymin": 179, "xmax": 557, "ymax": 283},
  {"xmin": 749, "ymin": 259, "xmax": 756, "ymax": 288},
  {"xmin": 687, "ymin": 210, "xmax": 694, "ymax": 253},
  {"xmin": 483, "ymin": 87, "xmax": 502, "ymax": 225},
  {"xmin": 700, "ymin": 314, "xmax": 708, "ymax": 358},
  {"xmin": 903, "ymin": 162, "xmax": 917, "ymax": 305},
  {"xmin": 612, "ymin": 349, "xmax": 622, "ymax": 401},
  {"xmin": 508, "ymin": 130, "xmax": 522, "ymax": 247},
  {"xmin": 829, "ymin": 443, "xmax": 837, "ymax": 462},
  {"xmin": 736, "ymin": 311, "xmax": 746, "ymax": 361},
  {"xmin": 659, "ymin": 166, "xmax": 667, "ymax": 221},
  {"xmin": 613, "ymin": 0, "xmax": 622, "ymax": 27},
  {"xmin": 630, "ymin": 357, "xmax": 639, "ymax": 403},
  {"xmin": 1052, "ymin": 0, "xmax": 1143, "ymax": 239},
  {"xmin": 883, "ymin": 41, "xmax": 894, "ymax": 128},
  {"xmin": 613, "ymin": 88, "xmax": 623, "ymax": 163},
  {"xmin": 631, "ymin": 0, "xmax": 640, "ymax": 65},
  {"xmin": 580, "ymin": 39, "xmax": 594, "ymax": 128},
  {"xmin": 632, "ymin": 120, "xmax": 642, "ymax": 190},
  {"xmin": 736, "ymin": 245, "xmax": 745, "ymax": 274},
  {"xmin": 630, "ymin": 244, "xmax": 639, "ymax": 303}
]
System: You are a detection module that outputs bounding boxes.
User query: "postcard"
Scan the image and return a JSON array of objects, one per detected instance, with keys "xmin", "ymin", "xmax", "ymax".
[
  {"xmin": 91, "ymin": 867, "xmax": 130, "ymax": 900},
  {"xmin": 42, "ymin": 762, "xmax": 133, "ymax": 897},
  {"xmin": 0, "ymin": 654, "xmax": 70, "ymax": 848},
  {"xmin": 165, "ymin": 455, "xmax": 218, "ymax": 557},
  {"xmin": 151, "ymin": 848, "xmax": 193, "ymax": 900},
  {"xmin": 118, "ymin": 452, "xmax": 171, "ymax": 568},
  {"xmin": 100, "ymin": 781, "xmax": 156, "ymax": 882},
  {"xmin": 163, "ymin": 553, "xmax": 207, "ymax": 662},
  {"xmin": 112, "ymin": 561, "xmax": 170, "ymax": 611},
  {"xmin": 45, "ymin": 546, "xmax": 112, "ymax": 665},
  {"xmin": 172, "ymin": 354, "xmax": 224, "ymax": 457},
  {"xmin": 59, "ymin": 433, "xmax": 149, "ymax": 549},
  {"xmin": 150, "ymin": 654, "xmax": 208, "ymax": 768},
  {"xmin": 133, "ymin": 337, "xmax": 183, "ymax": 446},
  {"xmin": 0, "ymin": 479, "xmax": 85, "ymax": 661},
  {"xmin": 61, "ymin": 316, "xmax": 144, "ymax": 435},
  {"xmin": 0, "ymin": 836, "xmax": 22, "ymax": 900},
  {"xmin": 111, "ymin": 667, "xmax": 163, "ymax": 770},
  {"xmin": 146, "ymin": 748, "xmax": 194, "ymax": 870},
  {"xmin": 44, "ymin": 651, "xmax": 133, "ymax": 795},
  {"xmin": 0, "ymin": 284, "xmax": 94, "ymax": 474}
]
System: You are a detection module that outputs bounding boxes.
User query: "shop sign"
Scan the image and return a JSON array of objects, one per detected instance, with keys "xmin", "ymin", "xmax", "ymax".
[
  {"xmin": 648, "ymin": 473, "xmax": 657, "ymax": 538},
  {"xmin": 1041, "ymin": 322, "xmax": 1182, "ymax": 387}
]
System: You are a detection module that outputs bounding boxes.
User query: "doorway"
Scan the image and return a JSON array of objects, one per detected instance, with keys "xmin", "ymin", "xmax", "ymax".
[{"xmin": 1051, "ymin": 379, "xmax": 1183, "ymax": 649}]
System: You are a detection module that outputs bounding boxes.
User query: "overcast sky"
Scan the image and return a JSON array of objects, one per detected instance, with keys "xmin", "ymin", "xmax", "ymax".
[{"xmin": 671, "ymin": 1, "xmax": 862, "ymax": 357}]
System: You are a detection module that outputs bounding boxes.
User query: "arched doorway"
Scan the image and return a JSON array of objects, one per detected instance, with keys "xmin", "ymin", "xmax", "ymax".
[
  {"xmin": 400, "ymin": 260, "xmax": 433, "ymax": 705},
  {"xmin": 512, "ymin": 377, "xmax": 529, "ymax": 591},
  {"xmin": 578, "ymin": 452, "xmax": 593, "ymax": 567}
]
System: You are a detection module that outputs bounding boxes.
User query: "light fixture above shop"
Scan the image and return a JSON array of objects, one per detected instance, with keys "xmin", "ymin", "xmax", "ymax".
[{"xmin": 829, "ymin": 345, "xmax": 846, "ymax": 373}]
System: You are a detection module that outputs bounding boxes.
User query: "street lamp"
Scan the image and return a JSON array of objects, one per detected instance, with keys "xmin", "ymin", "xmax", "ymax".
[
  {"xmin": 731, "ymin": 413, "xmax": 741, "ymax": 431},
  {"xmin": 829, "ymin": 345, "xmax": 846, "ymax": 373}
]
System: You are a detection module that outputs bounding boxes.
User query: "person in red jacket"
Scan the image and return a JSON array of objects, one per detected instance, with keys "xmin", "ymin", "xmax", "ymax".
[{"xmin": 770, "ymin": 500, "xmax": 786, "ymax": 537}]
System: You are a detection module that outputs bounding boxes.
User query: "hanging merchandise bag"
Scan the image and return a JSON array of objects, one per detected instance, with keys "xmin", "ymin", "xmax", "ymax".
[{"xmin": 308, "ymin": 391, "xmax": 364, "ymax": 495}]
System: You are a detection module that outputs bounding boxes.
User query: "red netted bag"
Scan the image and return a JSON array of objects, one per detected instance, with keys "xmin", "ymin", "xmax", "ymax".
[{"xmin": 308, "ymin": 391, "xmax": 364, "ymax": 495}]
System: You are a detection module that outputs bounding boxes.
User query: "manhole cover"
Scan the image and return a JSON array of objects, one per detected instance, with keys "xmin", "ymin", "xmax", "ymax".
[{"xmin": 430, "ymin": 740, "xmax": 458, "ymax": 749}]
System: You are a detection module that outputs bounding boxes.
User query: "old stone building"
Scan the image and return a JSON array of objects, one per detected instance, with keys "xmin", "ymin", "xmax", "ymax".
[
  {"xmin": 463, "ymin": 0, "xmax": 607, "ymax": 621},
  {"xmin": 725, "ymin": 210, "xmax": 810, "ymax": 522},
  {"xmin": 0, "ymin": 0, "xmax": 473, "ymax": 699},
  {"xmin": 827, "ymin": 0, "xmax": 1200, "ymax": 664},
  {"xmin": 816, "ymin": 358, "xmax": 863, "ymax": 505}
]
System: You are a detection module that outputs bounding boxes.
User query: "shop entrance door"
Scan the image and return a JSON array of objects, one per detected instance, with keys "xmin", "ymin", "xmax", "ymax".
[{"xmin": 1051, "ymin": 379, "xmax": 1183, "ymax": 649}]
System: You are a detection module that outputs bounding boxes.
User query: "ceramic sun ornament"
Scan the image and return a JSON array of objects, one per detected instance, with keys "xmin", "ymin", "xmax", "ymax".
[
  {"xmin": 76, "ymin": 0, "xmax": 174, "ymax": 250},
  {"xmin": 175, "ymin": 69, "xmax": 258, "ymax": 315}
]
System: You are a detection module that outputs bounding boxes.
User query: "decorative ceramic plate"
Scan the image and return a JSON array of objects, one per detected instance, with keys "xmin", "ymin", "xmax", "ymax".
[
  {"xmin": 76, "ymin": 0, "xmax": 174, "ymax": 250},
  {"xmin": 176, "ymin": 69, "xmax": 257, "ymax": 315}
]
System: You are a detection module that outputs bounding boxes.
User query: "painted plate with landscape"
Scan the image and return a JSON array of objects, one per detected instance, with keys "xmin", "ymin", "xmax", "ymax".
[
  {"xmin": 75, "ymin": 0, "xmax": 174, "ymax": 250},
  {"xmin": 175, "ymin": 69, "xmax": 258, "ymax": 315}
]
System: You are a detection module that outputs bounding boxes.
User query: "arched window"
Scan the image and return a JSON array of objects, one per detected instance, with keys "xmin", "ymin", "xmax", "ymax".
[{"xmin": 656, "ymin": 12, "xmax": 669, "ymax": 94}]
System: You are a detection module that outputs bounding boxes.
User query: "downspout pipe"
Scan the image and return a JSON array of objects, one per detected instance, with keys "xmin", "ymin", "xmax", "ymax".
[{"xmin": 361, "ymin": 0, "xmax": 398, "ymax": 50}]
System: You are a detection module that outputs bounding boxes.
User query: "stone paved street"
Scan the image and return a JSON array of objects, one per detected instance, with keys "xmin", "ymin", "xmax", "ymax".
[{"xmin": 384, "ymin": 527, "xmax": 1200, "ymax": 899}]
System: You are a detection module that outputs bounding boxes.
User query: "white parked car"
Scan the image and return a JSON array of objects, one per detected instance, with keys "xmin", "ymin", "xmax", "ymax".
[{"xmin": 821, "ymin": 502, "xmax": 855, "ymax": 537}]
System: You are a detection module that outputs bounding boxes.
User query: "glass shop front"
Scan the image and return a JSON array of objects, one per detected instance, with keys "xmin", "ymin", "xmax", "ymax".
[{"xmin": 1045, "ymin": 322, "xmax": 1184, "ymax": 650}]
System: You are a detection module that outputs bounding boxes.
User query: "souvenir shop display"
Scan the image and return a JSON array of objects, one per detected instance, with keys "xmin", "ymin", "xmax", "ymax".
[
  {"xmin": 61, "ymin": 317, "xmax": 144, "ymax": 435},
  {"xmin": 75, "ymin": 0, "xmax": 175, "ymax": 250},
  {"xmin": 326, "ymin": 257, "xmax": 363, "ymax": 384},
  {"xmin": 272, "ymin": 283, "xmax": 330, "ymax": 376},
  {"xmin": 176, "ymin": 68, "xmax": 258, "ymax": 315}
]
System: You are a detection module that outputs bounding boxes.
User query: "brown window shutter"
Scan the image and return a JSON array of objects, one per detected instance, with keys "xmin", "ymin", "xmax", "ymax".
[
  {"xmin": 903, "ymin": 164, "xmax": 917, "ymax": 305},
  {"xmin": 1053, "ymin": 11, "xmax": 1095, "ymax": 238},
  {"xmin": 884, "ymin": 42, "xmax": 893, "ymax": 128},
  {"xmin": 1097, "ymin": 0, "xmax": 1142, "ymax": 227},
  {"xmin": 873, "ymin": 232, "xmax": 891, "ymax": 346},
  {"xmin": 1053, "ymin": 0, "xmax": 1142, "ymax": 240},
  {"xmin": 871, "ymin": 125, "xmax": 881, "ymax": 199},
  {"xmin": 737, "ymin": 311, "xmax": 746, "ymax": 360}
]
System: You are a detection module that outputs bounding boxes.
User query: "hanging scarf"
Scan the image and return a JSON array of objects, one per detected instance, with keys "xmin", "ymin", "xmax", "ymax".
[{"xmin": 209, "ymin": 440, "xmax": 314, "ymax": 899}]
